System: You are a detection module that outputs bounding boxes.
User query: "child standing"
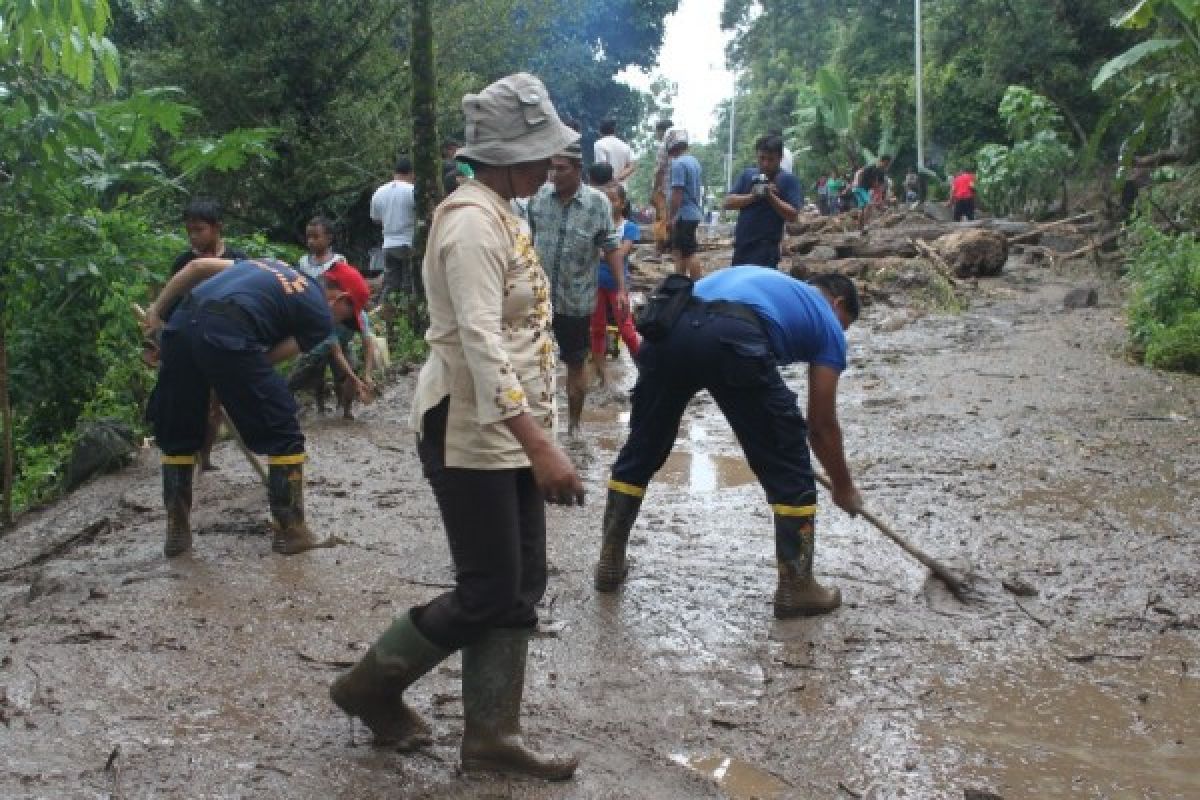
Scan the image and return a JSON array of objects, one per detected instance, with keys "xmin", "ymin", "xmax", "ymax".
[
  {"xmin": 589, "ymin": 184, "xmax": 641, "ymax": 388},
  {"xmin": 166, "ymin": 199, "xmax": 246, "ymax": 471},
  {"xmin": 287, "ymin": 218, "xmax": 377, "ymax": 418},
  {"xmin": 296, "ymin": 216, "xmax": 346, "ymax": 280}
]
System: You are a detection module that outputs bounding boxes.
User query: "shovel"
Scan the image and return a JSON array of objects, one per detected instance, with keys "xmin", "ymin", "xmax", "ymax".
[{"xmin": 814, "ymin": 472, "xmax": 981, "ymax": 603}]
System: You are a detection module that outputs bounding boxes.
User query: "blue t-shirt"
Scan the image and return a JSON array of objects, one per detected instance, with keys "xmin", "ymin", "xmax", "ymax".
[
  {"xmin": 670, "ymin": 154, "xmax": 704, "ymax": 222},
  {"xmin": 166, "ymin": 259, "xmax": 334, "ymax": 353},
  {"xmin": 597, "ymin": 219, "xmax": 639, "ymax": 292},
  {"xmin": 730, "ymin": 167, "xmax": 803, "ymax": 247},
  {"xmin": 693, "ymin": 266, "xmax": 847, "ymax": 370}
]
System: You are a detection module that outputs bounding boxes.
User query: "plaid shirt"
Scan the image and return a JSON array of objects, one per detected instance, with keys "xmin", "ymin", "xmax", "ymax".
[{"xmin": 528, "ymin": 183, "xmax": 619, "ymax": 317}]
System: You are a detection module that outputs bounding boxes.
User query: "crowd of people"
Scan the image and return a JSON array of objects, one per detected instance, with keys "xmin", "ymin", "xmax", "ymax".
[{"xmin": 136, "ymin": 71, "xmax": 982, "ymax": 785}]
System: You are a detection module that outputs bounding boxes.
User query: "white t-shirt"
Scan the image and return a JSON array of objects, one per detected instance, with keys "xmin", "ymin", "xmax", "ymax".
[
  {"xmin": 370, "ymin": 178, "xmax": 416, "ymax": 248},
  {"xmin": 296, "ymin": 252, "xmax": 345, "ymax": 280},
  {"xmin": 593, "ymin": 135, "xmax": 633, "ymax": 184},
  {"xmin": 781, "ymin": 146, "xmax": 795, "ymax": 174}
]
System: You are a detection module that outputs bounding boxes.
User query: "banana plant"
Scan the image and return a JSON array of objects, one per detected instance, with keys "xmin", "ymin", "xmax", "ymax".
[{"xmin": 1089, "ymin": 0, "xmax": 1200, "ymax": 167}]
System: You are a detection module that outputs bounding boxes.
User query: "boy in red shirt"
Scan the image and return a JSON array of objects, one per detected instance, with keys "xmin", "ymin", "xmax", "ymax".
[{"xmin": 948, "ymin": 170, "xmax": 977, "ymax": 222}]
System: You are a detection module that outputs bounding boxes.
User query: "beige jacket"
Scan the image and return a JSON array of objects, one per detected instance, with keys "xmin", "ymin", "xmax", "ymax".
[{"xmin": 410, "ymin": 181, "xmax": 557, "ymax": 468}]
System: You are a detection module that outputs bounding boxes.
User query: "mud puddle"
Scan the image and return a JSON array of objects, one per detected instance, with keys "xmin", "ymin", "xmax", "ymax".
[
  {"xmin": 671, "ymin": 752, "xmax": 792, "ymax": 798},
  {"xmin": 921, "ymin": 641, "xmax": 1200, "ymax": 797}
]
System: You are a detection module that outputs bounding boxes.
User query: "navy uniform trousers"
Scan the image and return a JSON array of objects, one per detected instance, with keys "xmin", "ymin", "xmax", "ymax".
[
  {"xmin": 610, "ymin": 302, "xmax": 818, "ymax": 521},
  {"xmin": 731, "ymin": 238, "xmax": 782, "ymax": 269},
  {"xmin": 149, "ymin": 302, "xmax": 304, "ymax": 458}
]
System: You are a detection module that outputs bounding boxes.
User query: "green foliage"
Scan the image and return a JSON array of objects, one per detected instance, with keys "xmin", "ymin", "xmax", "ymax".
[
  {"xmin": 975, "ymin": 87, "xmax": 1074, "ymax": 217},
  {"xmin": 1124, "ymin": 213, "xmax": 1200, "ymax": 373},
  {"xmin": 1090, "ymin": 0, "xmax": 1200, "ymax": 166},
  {"xmin": 110, "ymin": 0, "xmax": 678, "ymax": 254},
  {"xmin": 385, "ymin": 316, "xmax": 429, "ymax": 365},
  {"xmin": 723, "ymin": 0, "xmax": 1135, "ymax": 184},
  {"xmin": 0, "ymin": 0, "xmax": 285, "ymax": 521}
]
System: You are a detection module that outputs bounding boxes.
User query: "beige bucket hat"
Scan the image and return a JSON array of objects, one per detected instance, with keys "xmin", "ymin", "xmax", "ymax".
[{"xmin": 456, "ymin": 73, "xmax": 579, "ymax": 166}]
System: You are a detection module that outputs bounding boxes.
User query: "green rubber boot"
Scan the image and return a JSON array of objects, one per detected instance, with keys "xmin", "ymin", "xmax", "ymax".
[
  {"xmin": 329, "ymin": 611, "xmax": 450, "ymax": 749},
  {"xmin": 266, "ymin": 456, "xmax": 325, "ymax": 554},
  {"xmin": 773, "ymin": 509, "xmax": 841, "ymax": 618},
  {"xmin": 460, "ymin": 628, "xmax": 578, "ymax": 781},
  {"xmin": 162, "ymin": 456, "xmax": 195, "ymax": 557},
  {"xmin": 593, "ymin": 483, "xmax": 644, "ymax": 592}
]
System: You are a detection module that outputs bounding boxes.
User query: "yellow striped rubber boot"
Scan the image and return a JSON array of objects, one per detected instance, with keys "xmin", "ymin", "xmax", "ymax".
[
  {"xmin": 772, "ymin": 505, "xmax": 841, "ymax": 618},
  {"xmin": 162, "ymin": 455, "xmax": 195, "ymax": 557},
  {"xmin": 460, "ymin": 628, "xmax": 578, "ymax": 781},
  {"xmin": 593, "ymin": 482, "xmax": 644, "ymax": 592},
  {"xmin": 266, "ymin": 455, "xmax": 323, "ymax": 554}
]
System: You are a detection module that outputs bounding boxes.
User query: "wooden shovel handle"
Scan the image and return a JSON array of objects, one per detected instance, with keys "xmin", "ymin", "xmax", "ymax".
[{"xmin": 812, "ymin": 471, "xmax": 970, "ymax": 595}]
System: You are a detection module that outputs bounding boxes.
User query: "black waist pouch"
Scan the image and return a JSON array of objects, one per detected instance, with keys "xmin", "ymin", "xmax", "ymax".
[{"xmin": 635, "ymin": 273, "xmax": 694, "ymax": 341}]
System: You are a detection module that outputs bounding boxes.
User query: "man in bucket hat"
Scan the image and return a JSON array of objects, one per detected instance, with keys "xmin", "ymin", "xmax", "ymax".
[
  {"xmin": 330, "ymin": 73, "xmax": 583, "ymax": 781},
  {"xmin": 528, "ymin": 137, "xmax": 624, "ymax": 438}
]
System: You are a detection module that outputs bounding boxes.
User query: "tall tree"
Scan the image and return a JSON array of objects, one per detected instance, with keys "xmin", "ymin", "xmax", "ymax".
[{"xmin": 411, "ymin": 0, "xmax": 441, "ymax": 331}]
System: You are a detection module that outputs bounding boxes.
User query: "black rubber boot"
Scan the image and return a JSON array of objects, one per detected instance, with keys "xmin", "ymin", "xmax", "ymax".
[
  {"xmin": 460, "ymin": 628, "xmax": 578, "ymax": 781},
  {"xmin": 266, "ymin": 456, "xmax": 325, "ymax": 554},
  {"xmin": 330, "ymin": 611, "xmax": 450, "ymax": 750},
  {"xmin": 773, "ymin": 511, "xmax": 841, "ymax": 618},
  {"xmin": 593, "ymin": 484, "xmax": 644, "ymax": 592},
  {"xmin": 162, "ymin": 457, "xmax": 195, "ymax": 557}
]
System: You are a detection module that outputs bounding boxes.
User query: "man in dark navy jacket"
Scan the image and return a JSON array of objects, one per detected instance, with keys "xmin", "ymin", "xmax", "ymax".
[{"xmin": 143, "ymin": 258, "xmax": 368, "ymax": 558}]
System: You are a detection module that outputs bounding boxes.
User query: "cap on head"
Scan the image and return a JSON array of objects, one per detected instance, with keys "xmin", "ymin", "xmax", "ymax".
[
  {"xmin": 323, "ymin": 261, "xmax": 370, "ymax": 332},
  {"xmin": 664, "ymin": 127, "xmax": 689, "ymax": 153},
  {"xmin": 455, "ymin": 73, "xmax": 578, "ymax": 167}
]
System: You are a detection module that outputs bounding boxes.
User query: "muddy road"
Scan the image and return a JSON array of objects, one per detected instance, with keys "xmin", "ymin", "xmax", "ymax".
[{"xmin": 1, "ymin": 254, "xmax": 1197, "ymax": 799}]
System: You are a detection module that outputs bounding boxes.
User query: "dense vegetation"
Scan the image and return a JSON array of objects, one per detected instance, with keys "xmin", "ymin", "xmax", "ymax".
[
  {"xmin": 0, "ymin": 0, "xmax": 679, "ymax": 522},
  {"xmin": 718, "ymin": 0, "xmax": 1199, "ymax": 372},
  {"xmin": 1, "ymin": 0, "xmax": 1196, "ymax": 524}
]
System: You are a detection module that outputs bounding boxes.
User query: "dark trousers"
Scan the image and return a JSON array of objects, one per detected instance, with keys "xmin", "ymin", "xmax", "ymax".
[
  {"xmin": 150, "ymin": 316, "xmax": 303, "ymax": 457},
  {"xmin": 612, "ymin": 304, "xmax": 816, "ymax": 508},
  {"xmin": 953, "ymin": 198, "xmax": 976, "ymax": 222},
  {"xmin": 412, "ymin": 400, "xmax": 548, "ymax": 651},
  {"xmin": 383, "ymin": 245, "xmax": 419, "ymax": 300},
  {"xmin": 731, "ymin": 238, "xmax": 782, "ymax": 268}
]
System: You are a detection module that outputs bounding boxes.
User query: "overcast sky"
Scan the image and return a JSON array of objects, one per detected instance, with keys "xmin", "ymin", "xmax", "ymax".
[{"xmin": 617, "ymin": 0, "xmax": 735, "ymax": 144}]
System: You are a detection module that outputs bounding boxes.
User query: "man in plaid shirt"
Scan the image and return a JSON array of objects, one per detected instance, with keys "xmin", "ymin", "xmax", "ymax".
[{"xmin": 528, "ymin": 141, "xmax": 623, "ymax": 438}]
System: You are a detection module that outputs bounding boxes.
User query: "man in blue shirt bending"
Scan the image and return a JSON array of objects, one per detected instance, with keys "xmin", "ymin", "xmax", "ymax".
[
  {"xmin": 724, "ymin": 133, "xmax": 803, "ymax": 268},
  {"xmin": 594, "ymin": 267, "xmax": 863, "ymax": 619}
]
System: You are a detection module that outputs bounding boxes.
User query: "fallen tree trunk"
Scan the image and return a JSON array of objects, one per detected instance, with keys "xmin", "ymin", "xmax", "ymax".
[
  {"xmin": 1063, "ymin": 231, "xmax": 1121, "ymax": 261},
  {"xmin": 791, "ymin": 256, "xmax": 916, "ymax": 280},
  {"xmin": 1008, "ymin": 211, "xmax": 1098, "ymax": 244}
]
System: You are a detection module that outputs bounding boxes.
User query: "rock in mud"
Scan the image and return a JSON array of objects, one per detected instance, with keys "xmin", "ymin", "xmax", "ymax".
[
  {"xmin": 964, "ymin": 790, "xmax": 1005, "ymax": 800},
  {"xmin": 933, "ymin": 229, "xmax": 1009, "ymax": 278},
  {"xmin": 64, "ymin": 418, "xmax": 138, "ymax": 490},
  {"xmin": 1001, "ymin": 575, "xmax": 1039, "ymax": 597},
  {"xmin": 1063, "ymin": 287, "xmax": 1099, "ymax": 309}
]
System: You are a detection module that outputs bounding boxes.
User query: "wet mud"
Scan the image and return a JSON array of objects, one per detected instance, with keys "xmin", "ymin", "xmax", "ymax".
[{"xmin": 1, "ymin": 255, "xmax": 1197, "ymax": 798}]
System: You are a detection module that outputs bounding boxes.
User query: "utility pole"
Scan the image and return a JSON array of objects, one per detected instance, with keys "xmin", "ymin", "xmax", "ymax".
[{"xmin": 915, "ymin": 0, "xmax": 925, "ymax": 170}]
